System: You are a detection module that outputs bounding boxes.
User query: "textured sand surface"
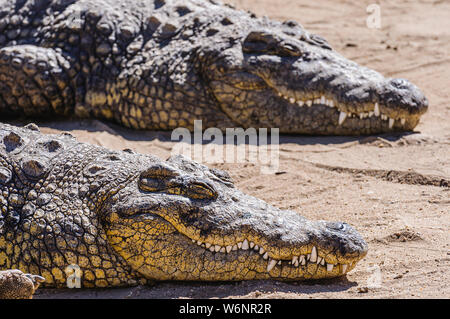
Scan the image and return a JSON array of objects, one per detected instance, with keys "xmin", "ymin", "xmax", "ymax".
[{"xmin": 16, "ymin": 0, "xmax": 449, "ymax": 298}]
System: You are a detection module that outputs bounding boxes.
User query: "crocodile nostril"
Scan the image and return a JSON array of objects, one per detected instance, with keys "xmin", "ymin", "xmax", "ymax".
[{"xmin": 327, "ymin": 222, "xmax": 347, "ymax": 232}]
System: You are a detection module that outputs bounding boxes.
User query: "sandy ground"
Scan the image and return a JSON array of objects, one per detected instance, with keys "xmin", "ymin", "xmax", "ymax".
[{"xmin": 10, "ymin": 0, "xmax": 450, "ymax": 298}]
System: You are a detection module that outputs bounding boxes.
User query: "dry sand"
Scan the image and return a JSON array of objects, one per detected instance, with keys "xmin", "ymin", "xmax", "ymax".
[{"xmin": 15, "ymin": 0, "xmax": 449, "ymax": 298}]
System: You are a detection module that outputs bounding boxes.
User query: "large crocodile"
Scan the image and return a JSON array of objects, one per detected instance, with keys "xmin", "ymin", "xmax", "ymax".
[
  {"xmin": 0, "ymin": 122, "xmax": 368, "ymax": 297},
  {"xmin": 0, "ymin": 0, "xmax": 428, "ymax": 135}
]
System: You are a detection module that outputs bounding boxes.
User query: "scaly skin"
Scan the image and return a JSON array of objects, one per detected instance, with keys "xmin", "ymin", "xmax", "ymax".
[
  {"xmin": 0, "ymin": 0, "xmax": 428, "ymax": 135},
  {"xmin": 0, "ymin": 122, "xmax": 368, "ymax": 295}
]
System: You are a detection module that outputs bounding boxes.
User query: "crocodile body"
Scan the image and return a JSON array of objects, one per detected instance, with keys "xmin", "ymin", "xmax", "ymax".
[
  {"xmin": 0, "ymin": 0, "xmax": 428, "ymax": 135},
  {"xmin": 0, "ymin": 122, "xmax": 368, "ymax": 294}
]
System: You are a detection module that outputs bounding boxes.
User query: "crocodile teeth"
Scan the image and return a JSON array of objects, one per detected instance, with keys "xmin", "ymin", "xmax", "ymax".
[
  {"xmin": 205, "ymin": 243, "xmax": 211, "ymax": 249},
  {"xmin": 342, "ymin": 264, "xmax": 348, "ymax": 273},
  {"xmin": 263, "ymin": 252, "xmax": 268, "ymax": 260},
  {"xmin": 310, "ymin": 246, "xmax": 317, "ymax": 263},
  {"xmin": 237, "ymin": 242, "xmax": 242, "ymax": 249},
  {"xmin": 306, "ymin": 100, "xmax": 312, "ymax": 107},
  {"xmin": 320, "ymin": 258, "xmax": 325, "ymax": 266},
  {"xmin": 292, "ymin": 256, "xmax": 299, "ymax": 267},
  {"xmin": 259, "ymin": 247, "xmax": 265, "ymax": 254},
  {"xmin": 327, "ymin": 264, "xmax": 334, "ymax": 272},
  {"xmin": 214, "ymin": 245, "xmax": 221, "ymax": 252},
  {"xmin": 329, "ymin": 100, "xmax": 335, "ymax": 107},
  {"xmin": 299, "ymin": 255, "xmax": 306, "ymax": 265},
  {"xmin": 297, "ymin": 100, "xmax": 304, "ymax": 107},
  {"xmin": 401, "ymin": 118, "xmax": 406, "ymax": 125},
  {"xmin": 267, "ymin": 259, "xmax": 277, "ymax": 272},
  {"xmin": 249, "ymin": 241, "xmax": 255, "ymax": 249},
  {"xmin": 289, "ymin": 97, "xmax": 295, "ymax": 103},
  {"xmin": 321, "ymin": 96, "xmax": 326, "ymax": 104},
  {"xmin": 389, "ymin": 118, "xmax": 395, "ymax": 129},
  {"xmin": 317, "ymin": 256, "xmax": 322, "ymax": 265},
  {"xmin": 374, "ymin": 102, "xmax": 380, "ymax": 116},
  {"xmin": 209, "ymin": 246, "xmax": 215, "ymax": 252},
  {"xmin": 241, "ymin": 239, "xmax": 249, "ymax": 250},
  {"xmin": 338, "ymin": 112, "xmax": 347, "ymax": 125},
  {"xmin": 226, "ymin": 245, "xmax": 232, "ymax": 253},
  {"xmin": 232, "ymin": 244, "xmax": 238, "ymax": 251}
]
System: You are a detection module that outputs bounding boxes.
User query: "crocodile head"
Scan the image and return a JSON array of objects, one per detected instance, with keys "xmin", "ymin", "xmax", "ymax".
[
  {"xmin": 202, "ymin": 14, "xmax": 428, "ymax": 135},
  {"xmin": 103, "ymin": 155, "xmax": 367, "ymax": 281}
]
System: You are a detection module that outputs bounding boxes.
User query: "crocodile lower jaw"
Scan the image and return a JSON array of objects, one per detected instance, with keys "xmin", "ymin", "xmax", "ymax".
[
  {"xmin": 191, "ymin": 238, "xmax": 354, "ymax": 275},
  {"xmin": 278, "ymin": 93, "xmax": 411, "ymax": 128}
]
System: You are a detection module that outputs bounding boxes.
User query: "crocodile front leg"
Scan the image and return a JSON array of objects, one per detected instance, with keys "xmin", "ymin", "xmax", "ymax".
[
  {"xmin": 0, "ymin": 269, "xmax": 45, "ymax": 299},
  {"xmin": 0, "ymin": 45, "xmax": 75, "ymax": 118}
]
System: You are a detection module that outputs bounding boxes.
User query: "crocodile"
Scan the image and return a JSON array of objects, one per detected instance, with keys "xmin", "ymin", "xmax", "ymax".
[
  {"xmin": 0, "ymin": 122, "xmax": 368, "ymax": 296},
  {"xmin": 0, "ymin": 0, "xmax": 428, "ymax": 135}
]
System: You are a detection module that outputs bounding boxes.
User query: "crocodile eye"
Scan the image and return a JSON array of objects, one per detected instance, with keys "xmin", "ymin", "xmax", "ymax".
[
  {"xmin": 243, "ymin": 31, "xmax": 302, "ymax": 57},
  {"xmin": 187, "ymin": 181, "xmax": 218, "ymax": 200},
  {"xmin": 141, "ymin": 163, "xmax": 179, "ymax": 179},
  {"xmin": 139, "ymin": 163, "xmax": 179, "ymax": 192}
]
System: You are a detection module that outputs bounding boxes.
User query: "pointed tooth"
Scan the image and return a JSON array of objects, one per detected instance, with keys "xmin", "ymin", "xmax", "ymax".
[
  {"xmin": 369, "ymin": 111, "xmax": 374, "ymax": 117},
  {"xmin": 327, "ymin": 263, "xmax": 334, "ymax": 272},
  {"xmin": 197, "ymin": 240, "xmax": 202, "ymax": 245},
  {"xmin": 289, "ymin": 97, "xmax": 295, "ymax": 103},
  {"xmin": 299, "ymin": 255, "xmax": 306, "ymax": 265},
  {"xmin": 249, "ymin": 241, "xmax": 255, "ymax": 249},
  {"xmin": 307, "ymin": 254, "xmax": 311, "ymax": 261},
  {"xmin": 320, "ymin": 258, "xmax": 325, "ymax": 266},
  {"xmin": 254, "ymin": 245, "xmax": 260, "ymax": 251},
  {"xmin": 267, "ymin": 259, "xmax": 277, "ymax": 272},
  {"xmin": 205, "ymin": 243, "xmax": 211, "ymax": 249},
  {"xmin": 389, "ymin": 118, "xmax": 395, "ymax": 129},
  {"xmin": 259, "ymin": 247, "xmax": 265, "ymax": 255},
  {"xmin": 359, "ymin": 113, "xmax": 364, "ymax": 119},
  {"xmin": 330, "ymin": 100, "xmax": 335, "ymax": 107},
  {"xmin": 219, "ymin": 247, "xmax": 225, "ymax": 253},
  {"xmin": 278, "ymin": 92, "xmax": 282, "ymax": 97},
  {"xmin": 374, "ymin": 103, "xmax": 380, "ymax": 116},
  {"xmin": 317, "ymin": 256, "xmax": 322, "ymax": 265},
  {"xmin": 306, "ymin": 100, "xmax": 312, "ymax": 107},
  {"xmin": 263, "ymin": 252, "xmax": 268, "ymax": 260},
  {"xmin": 292, "ymin": 256, "xmax": 298, "ymax": 264},
  {"xmin": 214, "ymin": 245, "xmax": 221, "ymax": 252},
  {"xmin": 226, "ymin": 245, "xmax": 232, "ymax": 253},
  {"xmin": 321, "ymin": 96, "xmax": 326, "ymax": 104},
  {"xmin": 209, "ymin": 246, "xmax": 215, "ymax": 252},
  {"xmin": 401, "ymin": 118, "xmax": 406, "ymax": 125},
  {"xmin": 232, "ymin": 244, "xmax": 238, "ymax": 251},
  {"xmin": 310, "ymin": 246, "xmax": 317, "ymax": 263},
  {"xmin": 338, "ymin": 112, "xmax": 347, "ymax": 125},
  {"xmin": 278, "ymin": 260, "xmax": 281, "ymax": 265},
  {"xmin": 242, "ymin": 239, "xmax": 249, "ymax": 250},
  {"xmin": 342, "ymin": 264, "xmax": 348, "ymax": 273},
  {"xmin": 192, "ymin": 239, "xmax": 196, "ymax": 243},
  {"xmin": 297, "ymin": 100, "xmax": 304, "ymax": 107},
  {"xmin": 237, "ymin": 242, "xmax": 242, "ymax": 249}
]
